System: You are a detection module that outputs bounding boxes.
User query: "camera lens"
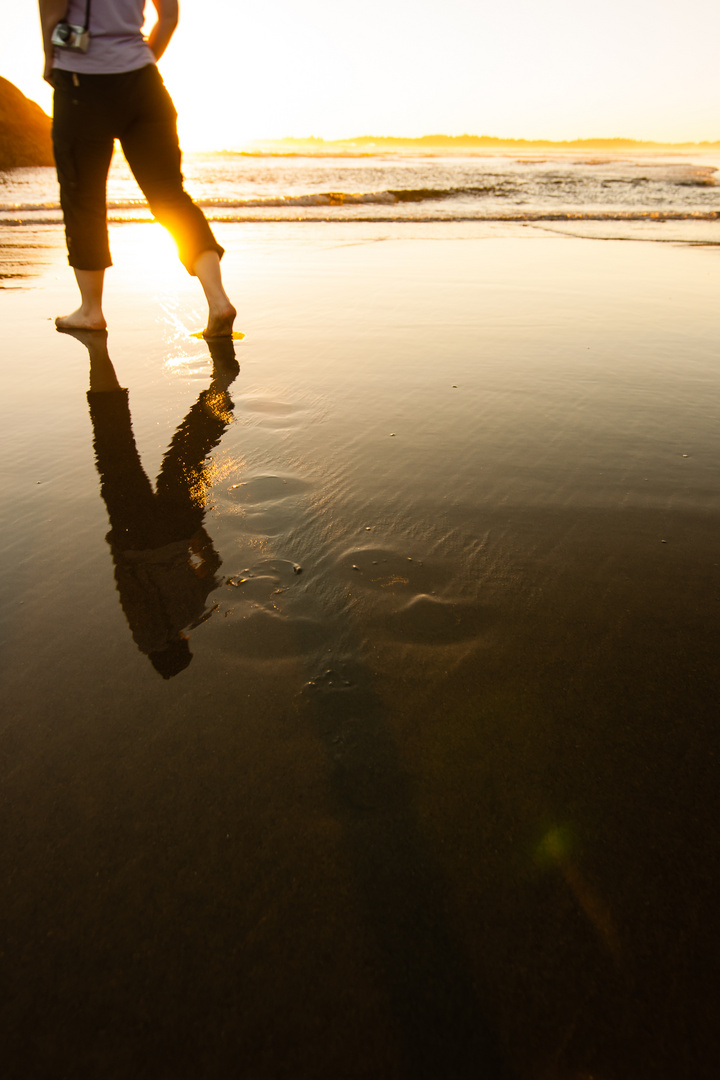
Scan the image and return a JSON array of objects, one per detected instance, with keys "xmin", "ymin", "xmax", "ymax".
[{"xmin": 56, "ymin": 23, "xmax": 71, "ymax": 42}]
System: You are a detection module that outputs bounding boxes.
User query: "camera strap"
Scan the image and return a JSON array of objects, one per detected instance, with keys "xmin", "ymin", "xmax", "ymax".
[{"xmin": 81, "ymin": 0, "xmax": 92, "ymax": 32}]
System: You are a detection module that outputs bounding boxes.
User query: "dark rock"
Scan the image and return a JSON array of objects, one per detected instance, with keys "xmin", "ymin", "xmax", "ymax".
[{"xmin": 0, "ymin": 75, "xmax": 54, "ymax": 170}]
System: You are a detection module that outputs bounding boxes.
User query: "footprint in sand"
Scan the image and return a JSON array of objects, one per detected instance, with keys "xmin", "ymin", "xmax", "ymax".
[
  {"xmin": 222, "ymin": 558, "xmax": 325, "ymax": 658},
  {"xmin": 235, "ymin": 396, "xmax": 306, "ymax": 430},
  {"xmin": 226, "ymin": 557, "xmax": 303, "ymax": 597},
  {"xmin": 338, "ymin": 545, "xmax": 447, "ymax": 594},
  {"xmin": 339, "ymin": 545, "xmax": 493, "ymax": 645},
  {"xmin": 382, "ymin": 593, "xmax": 494, "ymax": 645},
  {"xmin": 220, "ymin": 608, "xmax": 326, "ymax": 659},
  {"xmin": 228, "ymin": 474, "xmax": 310, "ymax": 505},
  {"xmin": 225, "ymin": 473, "xmax": 311, "ymax": 536}
]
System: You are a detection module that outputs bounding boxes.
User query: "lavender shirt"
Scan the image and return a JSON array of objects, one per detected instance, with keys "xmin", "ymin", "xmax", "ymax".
[{"xmin": 53, "ymin": 0, "xmax": 156, "ymax": 73}]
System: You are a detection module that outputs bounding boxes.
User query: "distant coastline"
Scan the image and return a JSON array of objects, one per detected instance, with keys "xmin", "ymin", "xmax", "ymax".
[{"xmin": 239, "ymin": 134, "xmax": 720, "ymax": 155}]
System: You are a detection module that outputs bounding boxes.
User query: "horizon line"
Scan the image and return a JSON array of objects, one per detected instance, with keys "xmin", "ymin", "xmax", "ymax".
[{"xmin": 239, "ymin": 133, "xmax": 720, "ymax": 151}]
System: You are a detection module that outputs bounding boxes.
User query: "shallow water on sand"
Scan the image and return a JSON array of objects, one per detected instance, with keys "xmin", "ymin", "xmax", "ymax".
[{"xmin": 2, "ymin": 224, "xmax": 720, "ymax": 1078}]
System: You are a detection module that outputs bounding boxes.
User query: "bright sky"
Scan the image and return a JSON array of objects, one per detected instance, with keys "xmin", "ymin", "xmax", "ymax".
[{"xmin": 4, "ymin": 1, "xmax": 720, "ymax": 148}]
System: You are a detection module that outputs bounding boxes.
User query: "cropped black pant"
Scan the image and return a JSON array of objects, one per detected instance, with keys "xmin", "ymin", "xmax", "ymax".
[{"xmin": 51, "ymin": 63, "xmax": 223, "ymax": 273}]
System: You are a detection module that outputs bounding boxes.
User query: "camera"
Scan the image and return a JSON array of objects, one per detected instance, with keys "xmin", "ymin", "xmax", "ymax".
[{"xmin": 51, "ymin": 22, "xmax": 90, "ymax": 53}]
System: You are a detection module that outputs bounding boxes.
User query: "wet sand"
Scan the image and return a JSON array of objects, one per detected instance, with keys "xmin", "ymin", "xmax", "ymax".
[{"xmin": 2, "ymin": 222, "xmax": 720, "ymax": 1079}]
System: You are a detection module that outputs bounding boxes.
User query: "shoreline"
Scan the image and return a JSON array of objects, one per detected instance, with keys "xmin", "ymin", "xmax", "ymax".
[{"xmin": 3, "ymin": 216, "xmax": 720, "ymax": 290}]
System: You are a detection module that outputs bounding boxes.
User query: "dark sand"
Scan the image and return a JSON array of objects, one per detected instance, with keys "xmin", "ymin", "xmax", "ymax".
[{"xmin": 2, "ymin": 222, "xmax": 720, "ymax": 1078}]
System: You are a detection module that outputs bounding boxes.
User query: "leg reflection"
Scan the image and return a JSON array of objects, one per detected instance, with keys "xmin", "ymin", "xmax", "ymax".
[{"xmin": 64, "ymin": 329, "xmax": 239, "ymax": 677}]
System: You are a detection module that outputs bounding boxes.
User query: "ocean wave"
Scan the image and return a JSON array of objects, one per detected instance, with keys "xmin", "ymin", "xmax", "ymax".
[
  {"xmin": 0, "ymin": 190, "xmax": 438, "ymax": 212},
  {"xmin": 2, "ymin": 209, "xmax": 720, "ymax": 227},
  {"xmin": 1, "ymin": 170, "xmax": 717, "ymax": 216},
  {"xmin": 193, "ymin": 186, "xmax": 506, "ymax": 207},
  {"xmin": 0, "ymin": 185, "xmax": 535, "ymax": 213}
]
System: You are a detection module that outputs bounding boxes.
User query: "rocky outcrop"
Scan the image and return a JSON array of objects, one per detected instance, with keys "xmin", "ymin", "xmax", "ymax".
[{"xmin": 0, "ymin": 75, "xmax": 53, "ymax": 170}]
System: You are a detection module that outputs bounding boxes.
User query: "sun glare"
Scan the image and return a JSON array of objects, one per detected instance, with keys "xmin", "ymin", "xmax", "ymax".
[{"xmin": 111, "ymin": 222, "xmax": 186, "ymax": 291}]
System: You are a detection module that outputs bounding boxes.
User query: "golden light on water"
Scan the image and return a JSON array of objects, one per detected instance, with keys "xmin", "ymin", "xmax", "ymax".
[{"xmin": 109, "ymin": 223, "xmax": 203, "ymax": 343}]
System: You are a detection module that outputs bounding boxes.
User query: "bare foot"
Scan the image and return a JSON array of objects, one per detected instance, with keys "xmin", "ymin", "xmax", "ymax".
[
  {"xmin": 55, "ymin": 306, "xmax": 107, "ymax": 331},
  {"xmin": 203, "ymin": 303, "xmax": 237, "ymax": 339}
]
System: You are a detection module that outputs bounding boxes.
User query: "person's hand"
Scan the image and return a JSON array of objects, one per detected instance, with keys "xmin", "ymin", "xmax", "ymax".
[{"xmin": 43, "ymin": 58, "xmax": 54, "ymax": 84}]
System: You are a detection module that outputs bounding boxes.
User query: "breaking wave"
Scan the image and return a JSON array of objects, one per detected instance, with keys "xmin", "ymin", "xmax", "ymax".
[
  {"xmin": 0, "ymin": 186, "xmax": 533, "ymax": 212},
  {"xmin": 1, "ymin": 158, "xmax": 718, "ymax": 226},
  {"xmin": 2, "ymin": 163, "xmax": 716, "ymax": 217},
  {"xmin": 3, "ymin": 210, "xmax": 720, "ymax": 227}
]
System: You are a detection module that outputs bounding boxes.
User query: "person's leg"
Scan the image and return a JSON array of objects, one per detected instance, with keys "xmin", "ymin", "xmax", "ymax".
[
  {"xmin": 51, "ymin": 70, "xmax": 114, "ymax": 328},
  {"xmin": 192, "ymin": 251, "xmax": 236, "ymax": 338},
  {"xmin": 56, "ymin": 268, "xmax": 107, "ymax": 331},
  {"xmin": 119, "ymin": 66, "xmax": 235, "ymax": 336}
]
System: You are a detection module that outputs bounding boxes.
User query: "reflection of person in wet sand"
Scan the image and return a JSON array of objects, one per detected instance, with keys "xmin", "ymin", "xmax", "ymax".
[
  {"xmin": 39, "ymin": 0, "xmax": 236, "ymax": 337},
  {"xmin": 68, "ymin": 329, "xmax": 239, "ymax": 677}
]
